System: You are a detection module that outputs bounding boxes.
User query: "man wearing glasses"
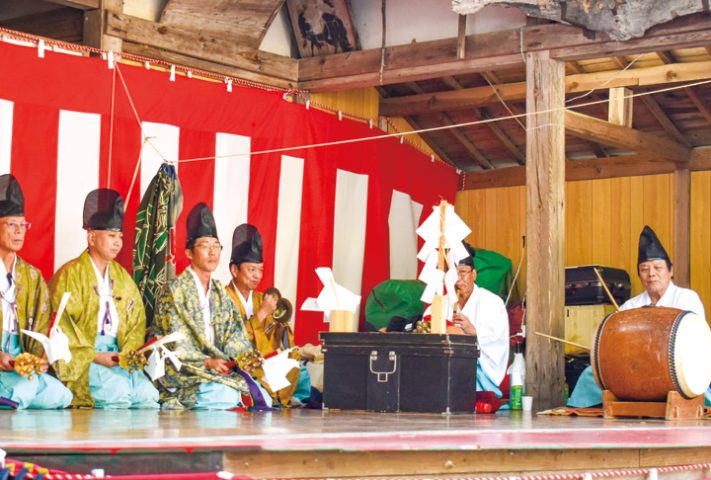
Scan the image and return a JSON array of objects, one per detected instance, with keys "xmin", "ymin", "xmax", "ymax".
[
  {"xmin": 50, "ymin": 188, "xmax": 159, "ymax": 409},
  {"xmin": 155, "ymin": 203, "xmax": 271, "ymax": 410},
  {"xmin": 0, "ymin": 174, "xmax": 72, "ymax": 409},
  {"xmin": 451, "ymin": 242, "xmax": 509, "ymax": 398}
]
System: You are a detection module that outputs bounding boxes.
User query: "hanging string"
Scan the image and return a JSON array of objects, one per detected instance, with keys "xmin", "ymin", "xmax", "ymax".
[
  {"xmin": 566, "ymin": 53, "xmax": 644, "ymax": 105},
  {"xmin": 107, "ymin": 65, "xmax": 116, "ymax": 188},
  {"xmin": 163, "ymin": 77, "xmax": 711, "ymax": 166}
]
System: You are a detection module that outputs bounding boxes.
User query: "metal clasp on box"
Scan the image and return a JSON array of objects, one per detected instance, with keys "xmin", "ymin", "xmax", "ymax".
[{"xmin": 369, "ymin": 350, "xmax": 397, "ymax": 383}]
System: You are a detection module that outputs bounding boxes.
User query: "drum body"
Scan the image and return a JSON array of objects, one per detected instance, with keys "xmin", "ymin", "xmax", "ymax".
[{"xmin": 591, "ymin": 306, "xmax": 711, "ymax": 401}]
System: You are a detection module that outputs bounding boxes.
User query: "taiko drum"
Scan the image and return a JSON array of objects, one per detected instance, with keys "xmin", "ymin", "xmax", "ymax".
[{"xmin": 591, "ymin": 307, "xmax": 711, "ymax": 401}]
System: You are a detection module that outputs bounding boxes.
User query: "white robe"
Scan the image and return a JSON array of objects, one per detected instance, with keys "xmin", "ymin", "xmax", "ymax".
[
  {"xmin": 620, "ymin": 282, "xmax": 706, "ymax": 319},
  {"xmin": 460, "ymin": 285, "xmax": 509, "ymax": 386}
]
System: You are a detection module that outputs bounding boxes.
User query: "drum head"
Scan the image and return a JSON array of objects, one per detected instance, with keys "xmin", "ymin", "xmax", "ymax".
[{"xmin": 672, "ymin": 312, "xmax": 711, "ymax": 397}]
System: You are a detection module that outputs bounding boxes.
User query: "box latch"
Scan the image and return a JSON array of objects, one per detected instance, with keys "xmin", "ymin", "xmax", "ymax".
[{"xmin": 369, "ymin": 350, "xmax": 397, "ymax": 383}]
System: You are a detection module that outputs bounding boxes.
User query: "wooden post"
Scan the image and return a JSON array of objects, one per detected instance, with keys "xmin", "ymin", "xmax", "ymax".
[
  {"xmin": 83, "ymin": 0, "xmax": 123, "ymax": 52},
  {"xmin": 457, "ymin": 14, "xmax": 467, "ymax": 60},
  {"xmin": 674, "ymin": 168, "xmax": 691, "ymax": 287},
  {"xmin": 431, "ymin": 200, "xmax": 448, "ymax": 334},
  {"xmin": 525, "ymin": 50, "xmax": 566, "ymax": 410},
  {"xmin": 608, "ymin": 87, "xmax": 633, "ymax": 127}
]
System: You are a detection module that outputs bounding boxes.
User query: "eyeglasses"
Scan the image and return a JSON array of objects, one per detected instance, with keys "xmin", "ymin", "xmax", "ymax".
[
  {"xmin": 2, "ymin": 221, "xmax": 31, "ymax": 231},
  {"xmin": 195, "ymin": 243, "xmax": 223, "ymax": 253}
]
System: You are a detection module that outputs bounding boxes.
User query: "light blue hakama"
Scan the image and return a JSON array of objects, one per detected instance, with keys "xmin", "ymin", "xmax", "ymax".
[
  {"xmin": 476, "ymin": 360, "xmax": 502, "ymax": 398},
  {"xmin": 0, "ymin": 332, "xmax": 72, "ymax": 410},
  {"xmin": 89, "ymin": 336, "xmax": 159, "ymax": 409},
  {"xmin": 568, "ymin": 366, "xmax": 711, "ymax": 408},
  {"xmin": 194, "ymin": 378, "xmax": 273, "ymax": 410}
]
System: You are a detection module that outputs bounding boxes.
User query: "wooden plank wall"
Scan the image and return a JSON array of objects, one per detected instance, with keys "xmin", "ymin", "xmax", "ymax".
[{"xmin": 455, "ymin": 173, "xmax": 711, "ymax": 321}]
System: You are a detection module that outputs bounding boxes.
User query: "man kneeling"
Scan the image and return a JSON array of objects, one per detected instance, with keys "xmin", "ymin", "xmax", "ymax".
[{"xmin": 155, "ymin": 204, "xmax": 271, "ymax": 410}]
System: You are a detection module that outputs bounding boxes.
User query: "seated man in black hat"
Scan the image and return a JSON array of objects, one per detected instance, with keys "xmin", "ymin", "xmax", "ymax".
[
  {"xmin": 450, "ymin": 242, "xmax": 509, "ymax": 397},
  {"xmin": 568, "ymin": 225, "xmax": 706, "ymax": 407},
  {"xmin": 155, "ymin": 204, "xmax": 271, "ymax": 410},
  {"xmin": 0, "ymin": 174, "xmax": 72, "ymax": 409},
  {"xmin": 225, "ymin": 223, "xmax": 311, "ymax": 405},
  {"xmin": 50, "ymin": 189, "xmax": 158, "ymax": 409}
]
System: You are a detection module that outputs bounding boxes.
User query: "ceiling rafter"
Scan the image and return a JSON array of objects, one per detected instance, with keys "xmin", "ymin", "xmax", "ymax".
[
  {"xmin": 406, "ymin": 82, "xmax": 493, "ymax": 170},
  {"xmin": 380, "ymin": 60, "xmax": 711, "ymax": 116}
]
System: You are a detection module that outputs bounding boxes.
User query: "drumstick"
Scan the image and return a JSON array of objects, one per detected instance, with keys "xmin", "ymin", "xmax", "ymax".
[
  {"xmin": 592, "ymin": 267, "xmax": 621, "ymax": 311},
  {"xmin": 535, "ymin": 331, "xmax": 590, "ymax": 350}
]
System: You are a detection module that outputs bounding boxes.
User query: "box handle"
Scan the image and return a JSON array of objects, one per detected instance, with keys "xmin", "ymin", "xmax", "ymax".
[{"xmin": 369, "ymin": 350, "xmax": 397, "ymax": 383}]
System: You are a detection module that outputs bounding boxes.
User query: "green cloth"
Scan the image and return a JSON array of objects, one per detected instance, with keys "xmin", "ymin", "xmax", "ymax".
[
  {"xmin": 154, "ymin": 270, "xmax": 255, "ymax": 410},
  {"xmin": 365, "ymin": 280, "xmax": 426, "ymax": 330},
  {"xmin": 133, "ymin": 163, "xmax": 183, "ymax": 337},
  {"xmin": 473, "ymin": 248, "xmax": 513, "ymax": 301},
  {"xmin": 49, "ymin": 251, "xmax": 148, "ymax": 408}
]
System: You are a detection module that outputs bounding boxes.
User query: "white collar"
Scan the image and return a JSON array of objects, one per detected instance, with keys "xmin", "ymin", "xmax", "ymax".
[{"xmin": 188, "ymin": 267, "xmax": 212, "ymax": 298}]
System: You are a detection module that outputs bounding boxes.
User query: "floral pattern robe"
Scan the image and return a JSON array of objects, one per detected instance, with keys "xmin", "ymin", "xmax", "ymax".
[{"xmin": 155, "ymin": 269, "xmax": 254, "ymax": 409}]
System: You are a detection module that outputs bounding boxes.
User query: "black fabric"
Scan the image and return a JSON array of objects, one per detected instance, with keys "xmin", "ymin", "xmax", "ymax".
[
  {"xmin": 458, "ymin": 241, "xmax": 476, "ymax": 268},
  {"xmin": 186, "ymin": 202, "xmax": 218, "ymax": 248},
  {"xmin": 230, "ymin": 223, "xmax": 263, "ymax": 265},
  {"xmin": 83, "ymin": 188, "xmax": 124, "ymax": 231},
  {"xmin": 637, "ymin": 225, "xmax": 671, "ymax": 266},
  {"xmin": 0, "ymin": 174, "xmax": 24, "ymax": 217}
]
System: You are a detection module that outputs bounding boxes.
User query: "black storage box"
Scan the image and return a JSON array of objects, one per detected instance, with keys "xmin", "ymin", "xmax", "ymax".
[
  {"xmin": 320, "ymin": 332, "xmax": 479, "ymax": 414},
  {"xmin": 565, "ymin": 265, "xmax": 631, "ymax": 305}
]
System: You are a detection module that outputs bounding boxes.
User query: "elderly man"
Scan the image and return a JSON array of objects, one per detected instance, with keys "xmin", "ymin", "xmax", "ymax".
[
  {"xmin": 225, "ymin": 223, "xmax": 311, "ymax": 405},
  {"xmin": 568, "ymin": 225, "xmax": 706, "ymax": 407},
  {"xmin": 50, "ymin": 189, "xmax": 158, "ymax": 409},
  {"xmin": 155, "ymin": 204, "xmax": 271, "ymax": 410},
  {"xmin": 0, "ymin": 174, "xmax": 72, "ymax": 409},
  {"xmin": 451, "ymin": 243, "xmax": 509, "ymax": 397}
]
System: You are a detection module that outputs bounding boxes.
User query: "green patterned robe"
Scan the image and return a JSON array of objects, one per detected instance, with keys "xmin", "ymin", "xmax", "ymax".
[
  {"xmin": 49, "ymin": 251, "xmax": 147, "ymax": 408},
  {"xmin": 155, "ymin": 269, "xmax": 254, "ymax": 409},
  {"xmin": 2, "ymin": 256, "xmax": 52, "ymax": 357}
]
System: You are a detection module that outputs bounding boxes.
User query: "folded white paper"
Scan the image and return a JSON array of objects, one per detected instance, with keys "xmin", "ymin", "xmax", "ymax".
[
  {"xmin": 301, "ymin": 267, "xmax": 360, "ymax": 316},
  {"xmin": 21, "ymin": 292, "xmax": 72, "ymax": 364},
  {"xmin": 261, "ymin": 349, "xmax": 300, "ymax": 392}
]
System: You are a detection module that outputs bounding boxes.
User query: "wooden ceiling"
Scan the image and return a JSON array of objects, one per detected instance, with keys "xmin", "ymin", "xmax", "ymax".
[{"xmin": 4, "ymin": 0, "xmax": 711, "ymax": 181}]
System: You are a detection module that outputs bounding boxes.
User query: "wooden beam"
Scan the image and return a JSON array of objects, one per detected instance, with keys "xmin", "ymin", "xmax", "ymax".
[
  {"xmin": 461, "ymin": 149, "xmax": 711, "ymax": 190},
  {"xmin": 0, "ymin": 7, "xmax": 83, "ymax": 43},
  {"xmin": 438, "ymin": 113, "xmax": 493, "ymax": 169},
  {"xmin": 565, "ymin": 110, "xmax": 690, "ymax": 163},
  {"xmin": 105, "ymin": 12, "xmax": 298, "ymax": 82},
  {"xmin": 479, "ymin": 108, "xmax": 525, "ymax": 165},
  {"xmin": 298, "ymin": 14, "xmax": 711, "ymax": 91},
  {"xmin": 44, "ymin": 0, "xmax": 100, "ymax": 9},
  {"xmin": 379, "ymin": 60, "xmax": 711, "ymax": 116},
  {"xmin": 404, "ymin": 118, "xmax": 460, "ymax": 169},
  {"xmin": 525, "ymin": 50, "xmax": 566, "ymax": 411},
  {"xmin": 685, "ymin": 88, "xmax": 711, "ymax": 126},
  {"xmin": 674, "ymin": 168, "xmax": 691, "ymax": 287},
  {"xmin": 638, "ymin": 94, "xmax": 692, "ymax": 148},
  {"xmin": 121, "ymin": 42, "xmax": 296, "ymax": 90},
  {"xmin": 607, "ymin": 87, "xmax": 633, "ymax": 127}
]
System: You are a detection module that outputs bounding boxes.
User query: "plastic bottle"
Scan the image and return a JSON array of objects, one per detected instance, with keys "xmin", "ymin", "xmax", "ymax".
[
  {"xmin": 509, "ymin": 344, "xmax": 526, "ymax": 410},
  {"xmin": 510, "ymin": 371, "xmax": 523, "ymax": 410}
]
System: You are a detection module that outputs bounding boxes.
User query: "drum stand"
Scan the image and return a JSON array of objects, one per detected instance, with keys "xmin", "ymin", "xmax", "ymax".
[{"xmin": 602, "ymin": 390, "xmax": 705, "ymax": 420}]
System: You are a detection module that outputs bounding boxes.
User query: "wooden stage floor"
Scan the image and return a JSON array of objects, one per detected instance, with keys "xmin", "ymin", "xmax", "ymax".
[{"xmin": 2, "ymin": 409, "xmax": 711, "ymax": 478}]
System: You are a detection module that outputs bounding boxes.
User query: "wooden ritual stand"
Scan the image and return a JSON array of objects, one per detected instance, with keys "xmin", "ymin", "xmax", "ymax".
[{"xmin": 603, "ymin": 390, "xmax": 705, "ymax": 420}]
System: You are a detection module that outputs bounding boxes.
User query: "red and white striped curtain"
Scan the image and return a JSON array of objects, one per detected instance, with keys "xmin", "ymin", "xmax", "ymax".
[{"xmin": 0, "ymin": 40, "xmax": 457, "ymax": 343}]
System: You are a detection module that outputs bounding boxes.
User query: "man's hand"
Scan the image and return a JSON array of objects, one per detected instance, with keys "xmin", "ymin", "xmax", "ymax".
[
  {"xmin": 452, "ymin": 313, "xmax": 477, "ymax": 336},
  {"xmin": 93, "ymin": 352, "xmax": 119, "ymax": 368},
  {"xmin": 0, "ymin": 352, "xmax": 14, "ymax": 371},
  {"xmin": 204, "ymin": 358, "xmax": 232, "ymax": 375},
  {"xmin": 255, "ymin": 293, "xmax": 278, "ymax": 322}
]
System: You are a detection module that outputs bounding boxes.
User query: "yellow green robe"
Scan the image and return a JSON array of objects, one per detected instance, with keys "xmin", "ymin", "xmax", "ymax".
[
  {"xmin": 155, "ymin": 269, "xmax": 256, "ymax": 409},
  {"xmin": 0, "ymin": 256, "xmax": 72, "ymax": 409},
  {"xmin": 49, "ymin": 251, "xmax": 150, "ymax": 408}
]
